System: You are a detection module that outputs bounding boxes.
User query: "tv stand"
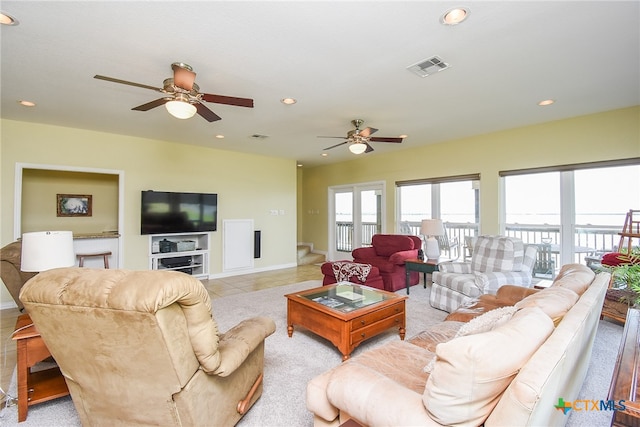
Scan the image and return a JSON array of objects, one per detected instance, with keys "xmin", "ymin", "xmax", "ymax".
[{"xmin": 148, "ymin": 232, "xmax": 210, "ymax": 279}]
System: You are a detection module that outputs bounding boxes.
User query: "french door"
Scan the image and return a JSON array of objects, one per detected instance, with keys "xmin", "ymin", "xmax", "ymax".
[{"xmin": 328, "ymin": 182, "xmax": 385, "ymax": 261}]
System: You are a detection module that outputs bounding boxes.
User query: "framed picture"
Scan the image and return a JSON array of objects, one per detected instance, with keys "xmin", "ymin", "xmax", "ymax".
[{"xmin": 57, "ymin": 194, "xmax": 92, "ymax": 217}]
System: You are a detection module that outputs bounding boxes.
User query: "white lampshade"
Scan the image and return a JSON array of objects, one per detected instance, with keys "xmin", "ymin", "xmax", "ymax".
[
  {"xmin": 420, "ymin": 219, "xmax": 444, "ymax": 237},
  {"xmin": 165, "ymin": 100, "xmax": 197, "ymax": 119},
  {"xmin": 348, "ymin": 142, "xmax": 367, "ymax": 154},
  {"xmin": 421, "ymin": 219, "xmax": 444, "ymax": 259},
  {"xmin": 21, "ymin": 231, "xmax": 75, "ymax": 272}
]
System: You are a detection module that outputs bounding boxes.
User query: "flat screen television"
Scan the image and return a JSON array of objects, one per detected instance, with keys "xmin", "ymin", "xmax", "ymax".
[{"xmin": 141, "ymin": 191, "xmax": 217, "ymax": 235}]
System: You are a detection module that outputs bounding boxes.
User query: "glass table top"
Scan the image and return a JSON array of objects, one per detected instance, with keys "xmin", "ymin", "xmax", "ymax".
[{"xmin": 299, "ymin": 282, "xmax": 394, "ymax": 313}]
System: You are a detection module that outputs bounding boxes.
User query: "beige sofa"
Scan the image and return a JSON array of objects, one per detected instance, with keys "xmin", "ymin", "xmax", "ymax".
[{"xmin": 307, "ymin": 264, "xmax": 609, "ymax": 426}]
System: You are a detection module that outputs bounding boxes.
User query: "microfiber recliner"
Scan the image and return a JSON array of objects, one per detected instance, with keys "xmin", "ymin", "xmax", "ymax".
[
  {"xmin": 352, "ymin": 234, "xmax": 422, "ymax": 292},
  {"xmin": 20, "ymin": 268, "xmax": 276, "ymax": 426}
]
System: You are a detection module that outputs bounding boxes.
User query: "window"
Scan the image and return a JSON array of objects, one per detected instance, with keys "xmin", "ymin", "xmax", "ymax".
[
  {"xmin": 396, "ymin": 174, "xmax": 480, "ymax": 247},
  {"xmin": 501, "ymin": 159, "xmax": 640, "ymax": 267}
]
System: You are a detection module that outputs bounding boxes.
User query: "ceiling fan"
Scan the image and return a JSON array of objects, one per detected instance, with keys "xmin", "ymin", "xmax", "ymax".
[
  {"xmin": 94, "ymin": 62, "xmax": 254, "ymax": 122},
  {"xmin": 319, "ymin": 119, "xmax": 404, "ymax": 154}
]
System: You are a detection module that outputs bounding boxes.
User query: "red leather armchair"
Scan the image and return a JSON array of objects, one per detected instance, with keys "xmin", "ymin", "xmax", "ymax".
[{"xmin": 352, "ymin": 234, "xmax": 422, "ymax": 292}]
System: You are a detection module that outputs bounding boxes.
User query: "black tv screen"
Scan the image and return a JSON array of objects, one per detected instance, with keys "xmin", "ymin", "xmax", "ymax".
[{"xmin": 141, "ymin": 191, "xmax": 217, "ymax": 235}]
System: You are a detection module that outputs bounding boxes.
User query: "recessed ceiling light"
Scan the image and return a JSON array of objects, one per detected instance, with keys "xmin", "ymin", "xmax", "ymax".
[
  {"xmin": 399, "ymin": 134, "xmax": 408, "ymax": 139},
  {"xmin": 321, "ymin": 153, "xmax": 328, "ymax": 157},
  {"xmin": 281, "ymin": 98, "xmax": 297, "ymax": 105},
  {"xmin": 18, "ymin": 100, "xmax": 36, "ymax": 107},
  {"xmin": 0, "ymin": 12, "xmax": 18, "ymax": 26},
  {"xmin": 297, "ymin": 163, "xmax": 303, "ymax": 167},
  {"xmin": 538, "ymin": 99, "xmax": 555, "ymax": 106},
  {"xmin": 215, "ymin": 134, "xmax": 224, "ymax": 139},
  {"xmin": 440, "ymin": 7, "xmax": 469, "ymax": 25}
]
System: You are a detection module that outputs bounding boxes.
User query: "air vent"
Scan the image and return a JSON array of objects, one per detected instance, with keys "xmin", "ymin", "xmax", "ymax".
[{"xmin": 407, "ymin": 55, "xmax": 451, "ymax": 77}]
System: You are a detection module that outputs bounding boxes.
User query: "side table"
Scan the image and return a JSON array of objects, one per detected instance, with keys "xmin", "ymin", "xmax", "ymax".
[
  {"xmin": 405, "ymin": 258, "xmax": 445, "ymax": 295},
  {"xmin": 12, "ymin": 313, "xmax": 69, "ymax": 422}
]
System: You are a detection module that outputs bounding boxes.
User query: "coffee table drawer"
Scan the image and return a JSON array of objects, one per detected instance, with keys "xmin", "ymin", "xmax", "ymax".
[
  {"xmin": 350, "ymin": 303, "xmax": 404, "ymax": 331},
  {"xmin": 351, "ymin": 313, "xmax": 405, "ymax": 346}
]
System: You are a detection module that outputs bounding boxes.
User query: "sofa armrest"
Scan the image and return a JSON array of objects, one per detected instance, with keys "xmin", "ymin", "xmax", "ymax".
[
  {"xmin": 438, "ymin": 261, "xmax": 472, "ymax": 274},
  {"xmin": 352, "ymin": 247, "xmax": 377, "ymax": 259},
  {"xmin": 493, "ymin": 285, "xmax": 539, "ymax": 305},
  {"xmin": 325, "ymin": 363, "xmax": 439, "ymax": 426},
  {"xmin": 389, "ymin": 249, "xmax": 419, "ymax": 265},
  {"xmin": 212, "ymin": 316, "xmax": 276, "ymax": 376}
]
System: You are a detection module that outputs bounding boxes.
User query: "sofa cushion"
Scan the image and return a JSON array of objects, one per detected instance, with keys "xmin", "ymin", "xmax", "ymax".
[
  {"xmin": 550, "ymin": 263, "xmax": 595, "ymax": 296},
  {"xmin": 372, "ymin": 234, "xmax": 415, "ymax": 257},
  {"xmin": 423, "ymin": 306, "xmax": 554, "ymax": 427},
  {"xmin": 409, "ymin": 321, "xmax": 465, "ymax": 353},
  {"xmin": 514, "ymin": 286, "xmax": 579, "ymax": 320},
  {"xmin": 471, "ymin": 236, "xmax": 524, "ymax": 273}
]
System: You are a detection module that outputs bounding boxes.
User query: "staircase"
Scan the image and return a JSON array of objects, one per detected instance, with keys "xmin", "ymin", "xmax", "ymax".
[{"xmin": 297, "ymin": 244, "xmax": 326, "ymax": 266}]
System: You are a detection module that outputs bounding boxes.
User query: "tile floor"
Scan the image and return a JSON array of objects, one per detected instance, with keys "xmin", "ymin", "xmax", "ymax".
[{"xmin": 0, "ymin": 263, "xmax": 323, "ymax": 407}]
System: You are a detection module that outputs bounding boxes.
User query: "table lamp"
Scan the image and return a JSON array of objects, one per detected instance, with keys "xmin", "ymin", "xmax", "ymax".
[
  {"xmin": 421, "ymin": 219, "xmax": 445, "ymax": 259},
  {"xmin": 21, "ymin": 231, "xmax": 76, "ymax": 272}
]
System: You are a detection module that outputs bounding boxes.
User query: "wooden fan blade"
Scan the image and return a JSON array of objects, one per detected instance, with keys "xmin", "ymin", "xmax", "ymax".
[
  {"xmin": 359, "ymin": 127, "xmax": 378, "ymax": 137},
  {"xmin": 94, "ymin": 75, "xmax": 162, "ymax": 92},
  {"xmin": 324, "ymin": 141, "xmax": 348, "ymax": 150},
  {"xmin": 365, "ymin": 143, "xmax": 375, "ymax": 153},
  {"xmin": 201, "ymin": 93, "xmax": 254, "ymax": 108},
  {"xmin": 370, "ymin": 136, "xmax": 403, "ymax": 143},
  {"xmin": 132, "ymin": 98, "xmax": 170, "ymax": 111},
  {"xmin": 195, "ymin": 102, "xmax": 222, "ymax": 122},
  {"xmin": 172, "ymin": 65, "xmax": 196, "ymax": 91}
]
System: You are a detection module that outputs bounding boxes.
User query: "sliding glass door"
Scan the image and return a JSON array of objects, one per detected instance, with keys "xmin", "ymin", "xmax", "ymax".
[{"xmin": 329, "ymin": 182, "xmax": 384, "ymax": 261}]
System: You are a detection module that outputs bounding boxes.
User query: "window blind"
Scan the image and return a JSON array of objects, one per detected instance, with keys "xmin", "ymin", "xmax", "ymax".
[{"xmin": 498, "ymin": 158, "xmax": 640, "ymax": 177}]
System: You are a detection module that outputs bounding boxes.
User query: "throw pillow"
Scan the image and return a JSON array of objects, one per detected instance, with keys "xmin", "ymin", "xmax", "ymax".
[
  {"xmin": 424, "ymin": 306, "xmax": 518, "ymax": 374},
  {"xmin": 423, "ymin": 307, "xmax": 554, "ymax": 426},
  {"xmin": 454, "ymin": 306, "xmax": 518, "ymax": 338}
]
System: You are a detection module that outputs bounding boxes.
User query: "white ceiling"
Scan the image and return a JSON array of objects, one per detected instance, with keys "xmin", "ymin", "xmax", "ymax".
[{"xmin": 1, "ymin": 1, "xmax": 639, "ymax": 167}]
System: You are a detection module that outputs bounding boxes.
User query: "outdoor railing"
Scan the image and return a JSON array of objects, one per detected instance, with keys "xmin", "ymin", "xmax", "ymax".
[{"xmin": 334, "ymin": 221, "xmax": 621, "ymax": 267}]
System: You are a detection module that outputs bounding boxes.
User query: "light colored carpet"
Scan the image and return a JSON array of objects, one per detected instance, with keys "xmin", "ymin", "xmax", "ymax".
[{"xmin": 0, "ymin": 280, "xmax": 623, "ymax": 426}]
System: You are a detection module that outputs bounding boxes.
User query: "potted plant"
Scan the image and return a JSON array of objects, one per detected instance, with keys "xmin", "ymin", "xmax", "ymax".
[{"xmin": 604, "ymin": 249, "xmax": 640, "ymax": 307}]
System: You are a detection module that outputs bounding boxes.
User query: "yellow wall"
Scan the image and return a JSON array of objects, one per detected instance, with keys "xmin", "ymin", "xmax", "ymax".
[
  {"xmin": 21, "ymin": 169, "xmax": 119, "ymax": 234},
  {"xmin": 300, "ymin": 106, "xmax": 640, "ymax": 252},
  {"xmin": 1, "ymin": 119, "xmax": 298, "ymax": 284}
]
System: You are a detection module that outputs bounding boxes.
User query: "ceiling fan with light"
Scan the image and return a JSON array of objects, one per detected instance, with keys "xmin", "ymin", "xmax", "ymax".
[
  {"xmin": 94, "ymin": 62, "xmax": 254, "ymax": 122},
  {"xmin": 319, "ymin": 119, "xmax": 404, "ymax": 154}
]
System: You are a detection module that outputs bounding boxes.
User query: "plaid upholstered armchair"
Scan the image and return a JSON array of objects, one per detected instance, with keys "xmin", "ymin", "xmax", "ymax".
[{"xmin": 430, "ymin": 236, "xmax": 538, "ymax": 312}]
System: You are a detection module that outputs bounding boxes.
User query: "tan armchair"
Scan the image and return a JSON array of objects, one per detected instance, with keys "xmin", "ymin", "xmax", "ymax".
[
  {"xmin": 1, "ymin": 241, "xmax": 37, "ymax": 311},
  {"xmin": 19, "ymin": 267, "xmax": 276, "ymax": 426}
]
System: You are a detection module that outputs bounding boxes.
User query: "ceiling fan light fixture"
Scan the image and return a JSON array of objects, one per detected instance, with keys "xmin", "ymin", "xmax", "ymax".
[
  {"xmin": 165, "ymin": 99, "xmax": 197, "ymax": 119},
  {"xmin": 349, "ymin": 142, "xmax": 367, "ymax": 154}
]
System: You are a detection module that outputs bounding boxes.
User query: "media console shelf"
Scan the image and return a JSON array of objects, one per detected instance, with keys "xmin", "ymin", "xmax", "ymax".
[{"xmin": 149, "ymin": 232, "xmax": 210, "ymax": 279}]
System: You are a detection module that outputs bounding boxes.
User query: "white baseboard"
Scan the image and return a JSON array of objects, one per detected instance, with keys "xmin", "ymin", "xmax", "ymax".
[
  {"xmin": 207, "ymin": 262, "xmax": 298, "ymax": 280},
  {"xmin": 1, "ymin": 300, "xmax": 18, "ymax": 310}
]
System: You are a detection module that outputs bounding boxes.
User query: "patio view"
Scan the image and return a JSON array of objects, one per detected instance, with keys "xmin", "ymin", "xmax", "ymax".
[{"xmin": 333, "ymin": 163, "xmax": 640, "ymax": 275}]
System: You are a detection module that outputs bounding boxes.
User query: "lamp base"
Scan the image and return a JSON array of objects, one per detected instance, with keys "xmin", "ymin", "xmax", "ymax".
[{"xmin": 425, "ymin": 238, "xmax": 440, "ymax": 259}]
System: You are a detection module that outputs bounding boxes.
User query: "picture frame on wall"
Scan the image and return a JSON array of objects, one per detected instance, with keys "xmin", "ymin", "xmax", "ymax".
[{"xmin": 57, "ymin": 194, "xmax": 92, "ymax": 217}]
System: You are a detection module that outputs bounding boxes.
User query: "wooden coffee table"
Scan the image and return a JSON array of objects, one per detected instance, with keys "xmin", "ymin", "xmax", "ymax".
[{"xmin": 285, "ymin": 282, "xmax": 407, "ymax": 360}]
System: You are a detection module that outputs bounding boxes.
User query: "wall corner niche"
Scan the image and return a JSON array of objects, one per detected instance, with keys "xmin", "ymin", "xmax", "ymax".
[{"xmin": 14, "ymin": 163, "xmax": 125, "ymax": 268}]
